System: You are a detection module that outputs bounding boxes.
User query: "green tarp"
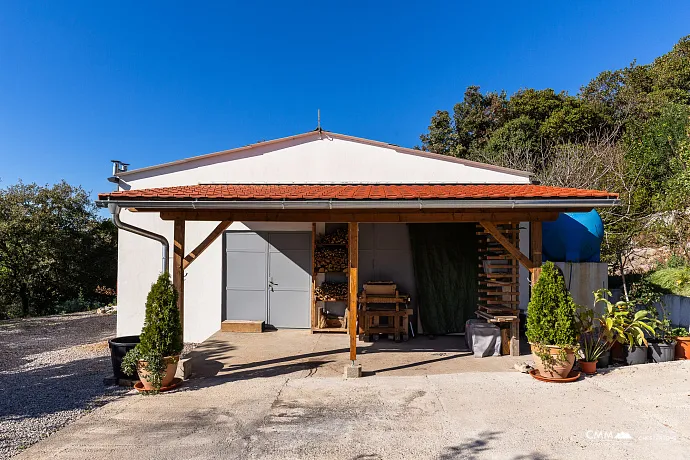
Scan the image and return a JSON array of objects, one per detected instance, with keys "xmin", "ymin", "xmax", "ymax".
[{"xmin": 408, "ymin": 223, "xmax": 478, "ymax": 334}]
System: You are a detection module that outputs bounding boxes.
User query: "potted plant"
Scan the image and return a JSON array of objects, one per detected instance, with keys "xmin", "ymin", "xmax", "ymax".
[
  {"xmin": 122, "ymin": 273, "xmax": 183, "ymax": 392},
  {"xmin": 594, "ymin": 289, "xmax": 658, "ymax": 366},
  {"xmin": 578, "ymin": 332, "xmax": 609, "ymax": 375},
  {"xmin": 526, "ymin": 262, "xmax": 579, "ymax": 379},
  {"xmin": 649, "ymin": 318, "xmax": 676, "ymax": 363},
  {"xmin": 672, "ymin": 327, "xmax": 690, "ymax": 360},
  {"xmin": 574, "ymin": 306, "xmax": 607, "ymax": 375}
]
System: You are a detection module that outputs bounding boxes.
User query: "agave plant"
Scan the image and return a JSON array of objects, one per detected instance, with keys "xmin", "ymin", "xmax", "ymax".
[{"xmin": 580, "ymin": 332, "xmax": 609, "ymax": 362}]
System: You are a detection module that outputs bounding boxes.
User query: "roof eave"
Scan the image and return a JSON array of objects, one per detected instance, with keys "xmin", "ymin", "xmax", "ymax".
[{"xmin": 96, "ymin": 197, "xmax": 620, "ymax": 210}]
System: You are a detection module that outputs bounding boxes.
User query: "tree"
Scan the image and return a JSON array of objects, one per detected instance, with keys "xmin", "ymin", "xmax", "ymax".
[
  {"xmin": 0, "ymin": 181, "xmax": 117, "ymax": 318},
  {"xmin": 419, "ymin": 110, "xmax": 458, "ymax": 156},
  {"xmin": 419, "ymin": 86, "xmax": 507, "ymax": 158},
  {"xmin": 508, "ymin": 88, "xmax": 565, "ymax": 122}
]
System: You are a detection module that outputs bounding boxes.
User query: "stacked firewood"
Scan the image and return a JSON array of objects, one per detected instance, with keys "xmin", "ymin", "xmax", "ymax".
[
  {"xmin": 314, "ymin": 247, "xmax": 348, "ymax": 272},
  {"xmin": 314, "ymin": 282, "xmax": 348, "ymax": 300},
  {"xmin": 317, "ymin": 228, "xmax": 348, "ymax": 245},
  {"xmin": 318, "ymin": 307, "xmax": 349, "ymax": 329}
]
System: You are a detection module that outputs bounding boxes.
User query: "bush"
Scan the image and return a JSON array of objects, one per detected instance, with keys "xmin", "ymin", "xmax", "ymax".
[
  {"xmin": 526, "ymin": 261, "xmax": 579, "ymax": 347},
  {"xmin": 121, "ymin": 273, "xmax": 183, "ymax": 391}
]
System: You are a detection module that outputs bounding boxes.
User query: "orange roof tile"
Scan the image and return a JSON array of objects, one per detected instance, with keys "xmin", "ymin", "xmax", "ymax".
[{"xmin": 98, "ymin": 184, "xmax": 618, "ymax": 201}]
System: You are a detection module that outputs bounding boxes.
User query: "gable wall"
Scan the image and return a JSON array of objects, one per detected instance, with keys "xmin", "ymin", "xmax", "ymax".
[{"xmin": 119, "ymin": 135, "xmax": 530, "ymax": 189}]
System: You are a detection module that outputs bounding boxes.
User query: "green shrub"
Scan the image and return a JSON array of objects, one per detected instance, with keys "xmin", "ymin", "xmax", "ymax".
[
  {"xmin": 672, "ymin": 326, "xmax": 690, "ymax": 337},
  {"xmin": 526, "ymin": 261, "xmax": 578, "ymax": 348},
  {"xmin": 121, "ymin": 273, "xmax": 183, "ymax": 391}
]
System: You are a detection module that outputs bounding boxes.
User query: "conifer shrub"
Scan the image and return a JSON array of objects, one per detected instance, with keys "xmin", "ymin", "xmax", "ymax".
[
  {"xmin": 526, "ymin": 261, "xmax": 579, "ymax": 362},
  {"xmin": 121, "ymin": 273, "xmax": 183, "ymax": 391}
]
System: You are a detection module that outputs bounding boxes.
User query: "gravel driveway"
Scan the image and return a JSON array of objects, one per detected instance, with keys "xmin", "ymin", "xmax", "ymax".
[{"xmin": 0, "ymin": 312, "xmax": 123, "ymax": 459}]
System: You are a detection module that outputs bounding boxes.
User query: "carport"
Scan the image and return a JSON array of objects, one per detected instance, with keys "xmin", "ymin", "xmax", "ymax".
[{"xmin": 98, "ymin": 183, "xmax": 619, "ymax": 370}]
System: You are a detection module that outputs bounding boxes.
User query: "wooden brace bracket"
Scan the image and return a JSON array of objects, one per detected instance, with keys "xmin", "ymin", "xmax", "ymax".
[
  {"xmin": 479, "ymin": 221, "xmax": 535, "ymax": 272},
  {"xmin": 183, "ymin": 220, "xmax": 233, "ymax": 270}
]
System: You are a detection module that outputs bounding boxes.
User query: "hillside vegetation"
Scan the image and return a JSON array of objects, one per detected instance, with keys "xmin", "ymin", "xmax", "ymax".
[{"xmin": 419, "ymin": 36, "xmax": 690, "ymax": 284}]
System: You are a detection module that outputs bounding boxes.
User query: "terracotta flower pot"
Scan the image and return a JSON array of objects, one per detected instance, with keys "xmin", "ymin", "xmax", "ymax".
[
  {"xmin": 531, "ymin": 344, "xmax": 576, "ymax": 379},
  {"xmin": 579, "ymin": 360, "xmax": 597, "ymax": 375},
  {"xmin": 137, "ymin": 355, "xmax": 179, "ymax": 391},
  {"xmin": 676, "ymin": 337, "xmax": 690, "ymax": 360}
]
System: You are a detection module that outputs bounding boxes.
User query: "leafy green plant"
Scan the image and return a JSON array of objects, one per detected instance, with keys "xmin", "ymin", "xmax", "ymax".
[
  {"xmin": 122, "ymin": 273, "xmax": 183, "ymax": 392},
  {"xmin": 575, "ymin": 304, "xmax": 608, "ymax": 362},
  {"xmin": 594, "ymin": 289, "xmax": 659, "ymax": 349},
  {"xmin": 526, "ymin": 261, "xmax": 580, "ymax": 369},
  {"xmin": 672, "ymin": 327, "xmax": 690, "ymax": 338}
]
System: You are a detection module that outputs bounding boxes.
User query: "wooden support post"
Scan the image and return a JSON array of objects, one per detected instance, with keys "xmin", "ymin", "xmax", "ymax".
[
  {"xmin": 183, "ymin": 220, "xmax": 232, "ymax": 269},
  {"xmin": 348, "ymin": 222, "xmax": 359, "ymax": 363},
  {"xmin": 173, "ymin": 219, "xmax": 185, "ymax": 340},
  {"xmin": 530, "ymin": 221, "xmax": 543, "ymax": 287}
]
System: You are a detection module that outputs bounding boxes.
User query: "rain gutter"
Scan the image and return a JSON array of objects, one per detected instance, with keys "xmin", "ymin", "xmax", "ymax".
[
  {"xmin": 108, "ymin": 204, "xmax": 169, "ymax": 273},
  {"xmin": 97, "ymin": 198, "xmax": 620, "ymax": 210}
]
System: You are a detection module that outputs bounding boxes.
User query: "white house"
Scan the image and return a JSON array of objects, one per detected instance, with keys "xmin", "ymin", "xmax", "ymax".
[{"xmin": 97, "ymin": 130, "xmax": 618, "ymax": 356}]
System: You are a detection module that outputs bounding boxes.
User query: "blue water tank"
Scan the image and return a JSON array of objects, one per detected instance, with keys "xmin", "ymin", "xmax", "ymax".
[{"xmin": 542, "ymin": 210, "xmax": 604, "ymax": 262}]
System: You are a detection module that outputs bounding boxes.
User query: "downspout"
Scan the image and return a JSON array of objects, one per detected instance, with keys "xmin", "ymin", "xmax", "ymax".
[{"xmin": 109, "ymin": 203, "xmax": 170, "ymax": 273}]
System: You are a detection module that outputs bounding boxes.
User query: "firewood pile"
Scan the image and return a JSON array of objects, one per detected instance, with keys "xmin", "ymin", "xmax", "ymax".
[
  {"xmin": 317, "ymin": 228, "xmax": 348, "ymax": 245},
  {"xmin": 314, "ymin": 282, "xmax": 348, "ymax": 300},
  {"xmin": 314, "ymin": 247, "xmax": 348, "ymax": 272},
  {"xmin": 318, "ymin": 307, "xmax": 348, "ymax": 329}
]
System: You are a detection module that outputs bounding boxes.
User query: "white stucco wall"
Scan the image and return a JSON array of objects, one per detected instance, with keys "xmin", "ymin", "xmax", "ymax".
[{"xmin": 116, "ymin": 211, "xmax": 312, "ymax": 343}]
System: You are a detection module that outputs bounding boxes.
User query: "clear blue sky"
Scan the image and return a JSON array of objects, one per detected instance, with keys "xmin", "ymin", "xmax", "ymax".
[{"xmin": 1, "ymin": 1, "xmax": 689, "ymax": 202}]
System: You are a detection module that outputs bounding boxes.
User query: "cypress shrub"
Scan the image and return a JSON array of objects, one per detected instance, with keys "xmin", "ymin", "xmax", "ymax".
[
  {"xmin": 526, "ymin": 261, "xmax": 578, "ymax": 347},
  {"xmin": 121, "ymin": 273, "xmax": 183, "ymax": 390}
]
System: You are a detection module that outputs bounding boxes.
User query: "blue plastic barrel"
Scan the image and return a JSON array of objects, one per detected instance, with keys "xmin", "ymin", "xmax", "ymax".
[{"xmin": 542, "ymin": 210, "xmax": 604, "ymax": 262}]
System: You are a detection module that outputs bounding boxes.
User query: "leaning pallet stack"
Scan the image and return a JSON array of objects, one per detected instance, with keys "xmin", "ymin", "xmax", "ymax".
[
  {"xmin": 312, "ymin": 225, "xmax": 349, "ymax": 333},
  {"xmin": 476, "ymin": 223, "xmax": 521, "ymax": 355}
]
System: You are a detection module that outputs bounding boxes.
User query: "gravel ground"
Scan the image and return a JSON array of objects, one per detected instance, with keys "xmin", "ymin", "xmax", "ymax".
[{"xmin": 0, "ymin": 312, "xmax": 124, "ymax": 459}]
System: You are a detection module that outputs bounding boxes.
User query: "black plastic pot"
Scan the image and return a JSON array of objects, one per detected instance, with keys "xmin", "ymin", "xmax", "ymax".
[
  {"xmin": 625, "ymin": 344, "xmax": 648, "ymax": 365},
  {"xmin": 649, "ymin": 342, "xmax": 676, "ymax": 363},
  {"xmin": 108, "ymin": 335, "xmax": 140, "ymax": 380},
  {"xmin": 596, "ymin": 349, "xmax": 611, "ymax": 368}
]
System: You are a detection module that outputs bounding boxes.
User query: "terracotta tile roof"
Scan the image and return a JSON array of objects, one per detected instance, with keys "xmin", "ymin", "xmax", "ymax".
[{"xmin": 99, "ymin": 184, "xmax": 618, "ymax": 201}]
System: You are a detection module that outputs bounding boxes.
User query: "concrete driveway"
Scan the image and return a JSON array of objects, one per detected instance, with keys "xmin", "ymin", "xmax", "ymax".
[{"xmin": 16, "ymin": 331, "xmax": 690, "ymax": 460}]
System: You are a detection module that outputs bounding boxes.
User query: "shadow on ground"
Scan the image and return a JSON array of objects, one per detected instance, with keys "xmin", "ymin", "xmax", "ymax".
[
  {"xmin": 183, "ymin": 333, "xmax": 529, "ymax": 389},
  {"xmin": 0, "ymin": 356, "xmax": 121, "ymax": 420},
  {"xmin": 438, "ymin": 431, "xmax": 551, "ymax": 460}
]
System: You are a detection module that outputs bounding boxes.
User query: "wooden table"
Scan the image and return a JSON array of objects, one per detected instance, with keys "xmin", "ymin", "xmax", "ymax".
[{"xmin": 358, "ymin": 290, "xmax": 411, "ymax": 341}]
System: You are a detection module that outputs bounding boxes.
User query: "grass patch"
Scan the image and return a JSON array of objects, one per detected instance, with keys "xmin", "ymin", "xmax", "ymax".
[{"xmin": 647, "ymin": 267, "xmax": 690, "ymax": 296}]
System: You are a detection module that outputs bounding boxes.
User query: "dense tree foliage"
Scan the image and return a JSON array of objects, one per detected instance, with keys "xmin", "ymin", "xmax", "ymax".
[
  {"xmin": 0, "ymin": 181, "xmax": 117, "ymax": 318},
  {"xmin": 419, "ymin": 36, "xmax": 690, "ymax": 275}
]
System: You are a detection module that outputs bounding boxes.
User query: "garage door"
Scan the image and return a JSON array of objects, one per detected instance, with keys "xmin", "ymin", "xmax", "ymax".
[{"xmin": 224, "ymin": 231, "xmax": 311, "ymax": 328}]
